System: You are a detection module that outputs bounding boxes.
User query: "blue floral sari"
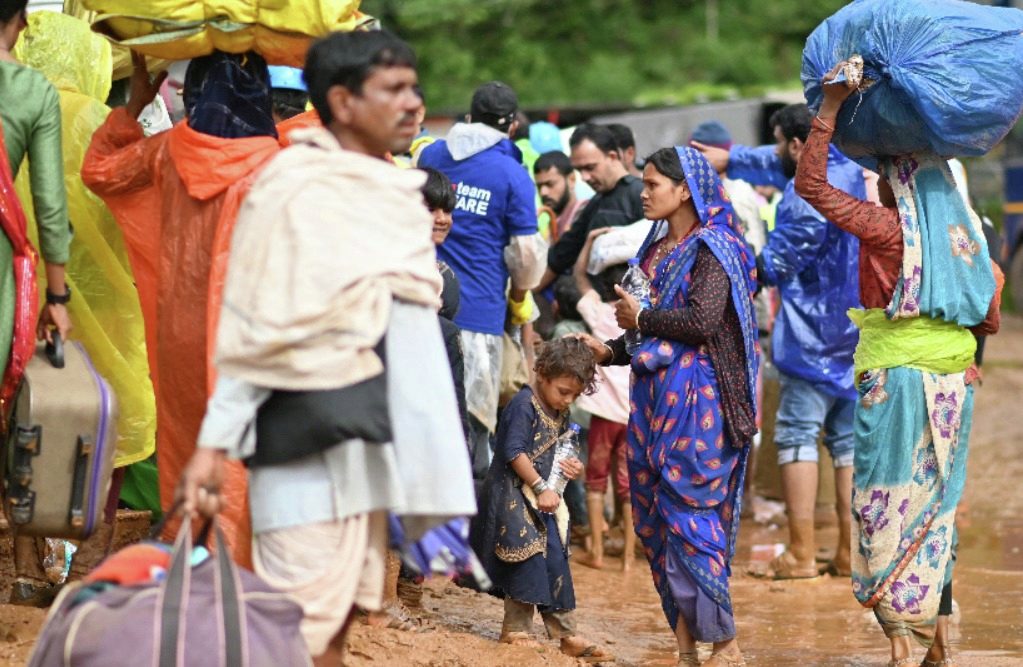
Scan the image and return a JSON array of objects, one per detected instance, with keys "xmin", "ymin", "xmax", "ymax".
[
  {"xmin": 851, "ymin": 155, "xmax": 996, "ymax": 644},
  {"xmin": 627, "ymin": 147, "xmax": 759, "ymax": 638}
]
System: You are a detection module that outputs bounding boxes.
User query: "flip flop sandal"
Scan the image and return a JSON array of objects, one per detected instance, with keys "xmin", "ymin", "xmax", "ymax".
[
  {"xmin": 563, "ymin": 644, "xmax": 615, "ymax": 664},
  {"xmin": 766, "ymin": 550, "xmax": 819, "ymax": 580}
]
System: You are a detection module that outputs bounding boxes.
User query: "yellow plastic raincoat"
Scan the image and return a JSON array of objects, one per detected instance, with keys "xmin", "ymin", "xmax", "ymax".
[{"xmin": 13, "ymin": 11, "xmax": 156, "ymax": 468}]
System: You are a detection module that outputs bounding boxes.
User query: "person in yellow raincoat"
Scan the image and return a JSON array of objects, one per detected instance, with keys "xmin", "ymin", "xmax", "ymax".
[
  {"xmin": 14, "ymin": 12, "xmax": 156, "ymax": 475},
  {"xmin": 10, "ymin": 8, "xmax": 159, "ymax": 588},
  {"xmin": 82, "ymin": 51, "xmax": 280, "ymax": 567}
]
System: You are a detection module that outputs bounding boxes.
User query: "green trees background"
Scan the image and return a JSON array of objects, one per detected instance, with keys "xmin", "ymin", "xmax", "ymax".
[{"xmin": 363, "ymin": 0, "xmax": 849, "ymax": 112}]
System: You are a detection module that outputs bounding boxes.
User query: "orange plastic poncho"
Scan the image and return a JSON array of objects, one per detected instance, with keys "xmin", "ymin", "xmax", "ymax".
[
  {"xmin": 276, "ymin": 109, "xmax": 321, "ymax": 147},
  {"xmin": 82, "ymin": 108, "xmax": 279, "ymax": 565}
]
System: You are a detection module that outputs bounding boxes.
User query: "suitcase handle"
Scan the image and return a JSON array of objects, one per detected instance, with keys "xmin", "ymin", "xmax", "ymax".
[{"xmin": 45, "ymin": 331, "xmax": 64, "ymax": 369}]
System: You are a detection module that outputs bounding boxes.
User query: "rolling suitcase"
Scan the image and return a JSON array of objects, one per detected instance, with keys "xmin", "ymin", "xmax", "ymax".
[{"xmin": 4, "ymin": 333, "xmax": 118, "ymax": 539}]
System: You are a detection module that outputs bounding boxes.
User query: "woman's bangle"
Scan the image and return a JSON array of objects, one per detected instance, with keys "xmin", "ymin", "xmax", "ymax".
[
  {"xmin": 531, "ymin": 477, "xmax": 549, "ymax": 494},
  {"xmin": 634, "ymin": 308, "xmax": 644, "ymax": 331},
  {"xmin": 814, "ymin": 115, "xmax": 835, "ymax": 132}
]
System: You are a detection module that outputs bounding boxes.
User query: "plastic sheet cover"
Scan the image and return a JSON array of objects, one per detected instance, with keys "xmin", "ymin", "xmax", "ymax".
[
  {"xmin": 14, "ymin": 11, "xmax": 156, "ymax": 467},
  {"xmin": 79, "ymin": 0, "xmax": 375, "ymax": 67},
  {"xmin": 803, "ymin": 0, "xmax": 1023, "ymax": 166}
]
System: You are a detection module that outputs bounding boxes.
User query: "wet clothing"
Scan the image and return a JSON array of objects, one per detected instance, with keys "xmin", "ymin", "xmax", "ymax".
[
  {"xmin": 473, "ymin": 387, "xmax": 575, "ymax": 613},
  {"xmin": 795, "ymin": 119, "xmax": 1001, "ymax": 644},
  {"xmin": 82, "ymin": 105, "xmax": 281, "ymax": 565},
  {"xmin": 547, "ymin": 174, "xmax": 644, "ymax": 274},
  {"xmin": 607, "ymin": 147, "xmax": 759, "ymax": 641},
  {"xmin": 12, "ymin": 12, "xmax": 156, "ymax": 467},
  {"xmin": 728, "ymin": 142, "xmax": 863, "ymax": 400}
]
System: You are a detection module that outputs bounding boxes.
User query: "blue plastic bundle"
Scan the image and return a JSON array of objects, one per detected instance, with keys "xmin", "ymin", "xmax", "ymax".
[{"xmin": 803, "ymin": 0, "xmax": 1023, "ymax": 165}]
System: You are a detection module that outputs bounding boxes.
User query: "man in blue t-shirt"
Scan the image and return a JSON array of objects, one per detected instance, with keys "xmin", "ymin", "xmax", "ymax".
[{"xmin": 418, "ymin": 81, "xmax": 545, "ymax": 485}]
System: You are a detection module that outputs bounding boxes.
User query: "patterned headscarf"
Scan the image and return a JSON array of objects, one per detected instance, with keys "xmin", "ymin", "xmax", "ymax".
[
  {"xmin": 186, "ymin": 52, "xmax": 277, "ymax": 140},
  {"xmin": 634, "ymin": 146, "xmax": 759, "ymax": 414}
]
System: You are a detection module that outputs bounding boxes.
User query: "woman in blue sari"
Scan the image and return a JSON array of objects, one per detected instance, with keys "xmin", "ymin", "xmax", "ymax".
[{"xmin": 578, "ymin": 147, "xmax": 759, "ymax": 667}]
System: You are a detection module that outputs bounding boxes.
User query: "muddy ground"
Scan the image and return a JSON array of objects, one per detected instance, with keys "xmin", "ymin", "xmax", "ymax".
[{"xmin": 2, "ymin": 318, "xmax": 1022, "ymax": 666}]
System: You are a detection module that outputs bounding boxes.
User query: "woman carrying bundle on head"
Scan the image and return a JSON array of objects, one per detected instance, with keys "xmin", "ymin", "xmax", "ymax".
[
  {"xmin": 576, "ymin": 146, "xmax": 759, "ymax": 667},
  {"xmin": 795, "ymin": 62, "xmax": 1003, "ymax": 667}
]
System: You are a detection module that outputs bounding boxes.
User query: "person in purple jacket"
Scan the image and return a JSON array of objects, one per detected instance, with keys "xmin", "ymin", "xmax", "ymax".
[
  {"xmin": 418, "ymin": 82, "xmax": 546, "ymax": 492},
  {"xmin": 695, "ymin": 103, "xmax": 865, "ymax": 581}
]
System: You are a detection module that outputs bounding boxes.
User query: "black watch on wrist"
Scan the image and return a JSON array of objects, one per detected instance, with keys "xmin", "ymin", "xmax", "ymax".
[{"xmin": 45, "ymin": 285, "xmax": 71, "ymax": 305}]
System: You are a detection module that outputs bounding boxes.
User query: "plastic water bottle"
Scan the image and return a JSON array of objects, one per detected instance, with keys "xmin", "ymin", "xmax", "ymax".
[
  {"xmin": 546, "ymin": 423, "xmax": 582, "ymax": 495},
  {"xmin": 621, "ymin": 258, "xmax": 650, "ymax": 355}
]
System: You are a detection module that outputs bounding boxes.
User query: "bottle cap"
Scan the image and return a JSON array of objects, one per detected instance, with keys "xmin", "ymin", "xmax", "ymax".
[
  {"xmin": 569, "ymin": 423, "xmax": 581, "ymax": 433},
  {"xmin": 627, "ymin": 258, "xmax": 640, "ymax": 266}
]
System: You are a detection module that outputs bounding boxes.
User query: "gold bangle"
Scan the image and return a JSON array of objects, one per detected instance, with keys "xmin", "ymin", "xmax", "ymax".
[{"xmin": 815, "ymin": 115, "xmax": 835, "ymax": 132}]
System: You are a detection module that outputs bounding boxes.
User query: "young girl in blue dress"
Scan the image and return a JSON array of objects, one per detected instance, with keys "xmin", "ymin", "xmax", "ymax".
[{"xmin": 474, "ymin": 337, "xmax": 614, "ymax": 663}]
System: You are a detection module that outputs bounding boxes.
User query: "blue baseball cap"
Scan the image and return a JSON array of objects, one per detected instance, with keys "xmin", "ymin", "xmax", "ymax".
[{"xmin": 268, "ymin": 66, "xmax": 307, "ymax": 93}]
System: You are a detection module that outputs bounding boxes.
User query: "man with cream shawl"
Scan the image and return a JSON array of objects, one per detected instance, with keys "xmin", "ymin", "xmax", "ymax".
[{"xmin": 176, "ymin": 31, "xmax": 476, "ymax": 665}]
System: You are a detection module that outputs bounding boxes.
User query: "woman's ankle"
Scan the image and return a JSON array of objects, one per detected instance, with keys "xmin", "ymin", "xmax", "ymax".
[{"xmin": 889, "ymin": 634, "xmax": 914, "ymax": 660}]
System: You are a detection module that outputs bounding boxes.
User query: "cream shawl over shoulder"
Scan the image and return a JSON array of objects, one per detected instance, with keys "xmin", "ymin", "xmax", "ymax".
[{"xmin": 215, "ymin": 127, "xmax": 442, "ymax": 390}]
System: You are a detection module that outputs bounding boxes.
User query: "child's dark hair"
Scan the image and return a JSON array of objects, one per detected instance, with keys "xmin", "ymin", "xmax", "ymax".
[
  {"xmin": 420, "ymin": 167, "xmax": 456, "ymax": 212},
  {"xmin": 534, "ymin": 337, "xmax": 598, "ymax": 396},
  {"xmin": 553, "ymin": 275, "xmax": 582, "ymax": 321},
  {"xmin": 595, "ymin": 262, "xmax": 628, "ymax": 302}
]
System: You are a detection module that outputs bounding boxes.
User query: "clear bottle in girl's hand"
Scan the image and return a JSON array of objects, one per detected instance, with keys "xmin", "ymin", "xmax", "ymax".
[{"xmin": 546, "ymin": 423, "xmax": 581, "ymax": 495}]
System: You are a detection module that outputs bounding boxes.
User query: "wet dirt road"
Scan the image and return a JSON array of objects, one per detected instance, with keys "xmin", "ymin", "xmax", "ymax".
[
  {"xmin": 359, "ymin": 316, "xmax": 1023, "ymax": 667},
  {"xmin": 2, "ymin": 318, "xmax": 1023, "ymax": 666}
]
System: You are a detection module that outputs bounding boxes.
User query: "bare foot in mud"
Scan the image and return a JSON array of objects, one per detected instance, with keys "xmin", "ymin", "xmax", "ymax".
[{"xmin": 576, "ymin": 552, "xmax": 605, "ymax": 570}]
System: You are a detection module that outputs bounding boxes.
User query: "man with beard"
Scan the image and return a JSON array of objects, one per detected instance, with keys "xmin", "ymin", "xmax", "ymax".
[
  {"xmin": 538, "ymin": 123, "xmax": 643, "ymax": 291},
  {"xmin": 694, "ymin": 103, "xmax": 864, "ymax": 581},
  {"xmin": 534, "ymin": 150, "xmax": 588, "ymax": 242}
]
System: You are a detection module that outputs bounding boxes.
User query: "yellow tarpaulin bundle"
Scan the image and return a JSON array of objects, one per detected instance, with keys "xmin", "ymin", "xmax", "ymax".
[
  {"xmin": 14, "ymin": 11, "xmax": 156, "ymax": 467},
  {"xmin": 63, "ymin": 0, "xmax": 171, "ymax": 81},
  {"xmin": 78, "ymin": 0, "xmax": 375, "ymax": 67}
]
